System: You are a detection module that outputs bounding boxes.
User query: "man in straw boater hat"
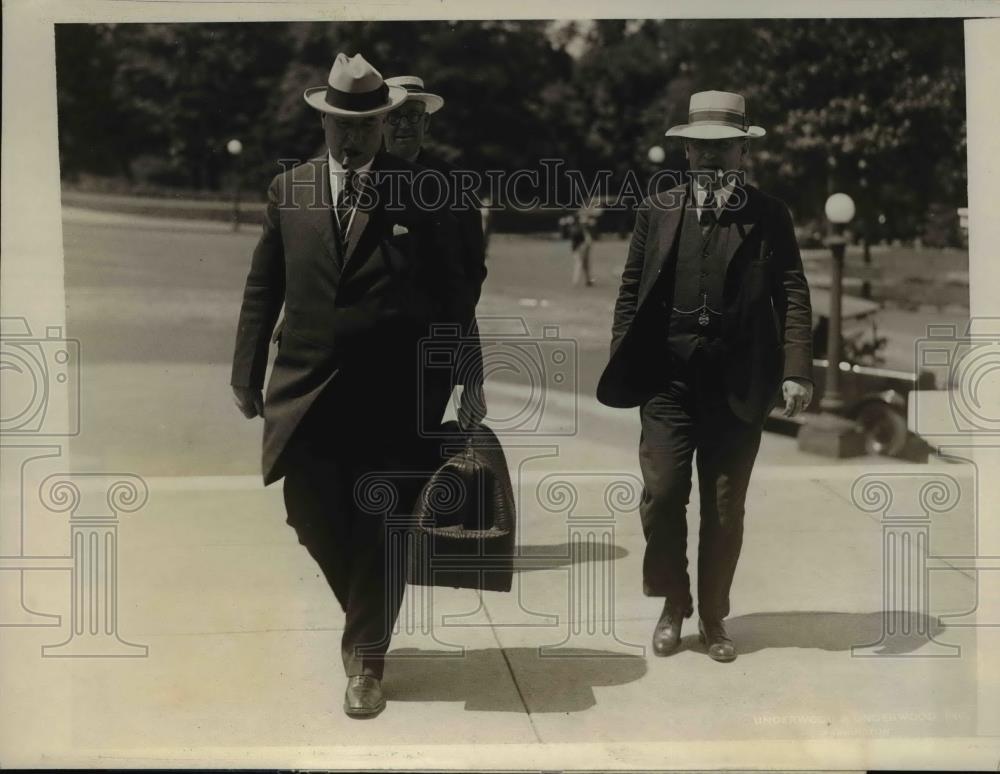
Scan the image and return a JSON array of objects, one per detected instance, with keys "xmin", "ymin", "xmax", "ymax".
[
  {"xmin": 597, "ymin": 91, "xmax": 814, "ymax": 662},
  {"xmin": 230, "ymin": 53, "xmax": 474, "ymax": 717},
  {"xmin": 382, "ymin": 74, "xmax": 488, "ymax": 436}
]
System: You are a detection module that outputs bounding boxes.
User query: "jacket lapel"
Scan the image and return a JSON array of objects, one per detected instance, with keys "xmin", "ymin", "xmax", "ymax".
[
  {"xmin": 719, "ymin": 183, "xmax": 759, "ymax": 282},
  {"xmin": 342, "ymin": 206, "xmax": 370, "ymax": 270},
  {"xmin": 341, "ymin": 152, "xmax": 392, "ymax": 271},
  {"xmin": 301, "ymin": 156, "xmax": 344, "ymax": 280},
  {"xmin": 637, "ymin": 186, "xmax": 685, "ymax": 307}
]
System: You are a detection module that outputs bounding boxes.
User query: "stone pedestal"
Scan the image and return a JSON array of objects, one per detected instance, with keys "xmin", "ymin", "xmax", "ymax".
[{"xmin": 797, "ymin": 412, "xmax": 867, "ymax": 458}]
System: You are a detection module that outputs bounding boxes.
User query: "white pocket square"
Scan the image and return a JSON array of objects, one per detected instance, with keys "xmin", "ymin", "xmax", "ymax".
[{"xmin": 392, "ymin": 224, "xmax": 409, "ymax": 236}]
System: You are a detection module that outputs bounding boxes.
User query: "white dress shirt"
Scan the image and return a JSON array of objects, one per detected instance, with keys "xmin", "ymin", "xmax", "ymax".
[
  {"xmin": 327, "ymin": 152, "xmax": 374, "ymax": 205},
  {"xmin": 694, "ymin": 178, "xmax": 736, "ymax": 220}
]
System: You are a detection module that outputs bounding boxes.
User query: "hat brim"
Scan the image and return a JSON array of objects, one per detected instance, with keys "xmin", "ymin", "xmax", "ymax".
[
  {"xmin": 303, "ymin": 84, "xmax": 408, "ymax": 116},
  {"xmin": 665, "ymin": 123, "xmax": 766, "ymax": 139},
  {"xmin": 401, "ymin": 92, "xmax": 444, "ymax": 114}
]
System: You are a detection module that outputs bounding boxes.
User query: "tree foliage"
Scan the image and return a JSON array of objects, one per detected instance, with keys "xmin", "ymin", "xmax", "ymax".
[{"xmin": 55, "ymin": 18, "xmax": 966, "ymax": 238}]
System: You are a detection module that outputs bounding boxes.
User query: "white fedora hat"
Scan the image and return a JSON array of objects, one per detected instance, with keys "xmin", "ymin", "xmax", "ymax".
[
  {"xmin": 665, "ymin": 90, "xmax": 766, "ymax": 140},
  {"xmin": 303, "ymin": 53, "xmax": 408, "ymax": 117},
  {"xmin": 385, "ymin": 75, "xmax": 445, "ymax": 114}
]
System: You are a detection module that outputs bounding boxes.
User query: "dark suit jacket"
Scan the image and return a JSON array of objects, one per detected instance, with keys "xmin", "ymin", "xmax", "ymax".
[
  {"xmin": 596, "ymin": 182, "xmax": 813, "ymax": 425},
  {"xmin": 413, "ymin": 149, "xmax": 487, "ymax": 393},
  {"xmin": 414, "ymin": 149, "xmax": 487, "ymax": 299},
  {"xmin": 231, "ymin": 151, "xmax": 472, "ymax": 485}
]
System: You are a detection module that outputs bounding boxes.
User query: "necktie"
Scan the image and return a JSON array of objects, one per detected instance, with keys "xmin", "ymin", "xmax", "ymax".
[
  {"xmin": 336, "ymin": 170, "xmax": 355, "ymax": 249},
  {"xmin": 699, "ymin": 189, "xmax": 717, "ymax": 235}
]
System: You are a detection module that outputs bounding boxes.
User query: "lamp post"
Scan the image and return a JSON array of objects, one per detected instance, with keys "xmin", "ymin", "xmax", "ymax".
[
  {"xmin": 646, "ymin": 145, "xmax": 666, "ymax": 198},
  {"xmin": 821, "ymin": 192, "xmax": 854, "ymax": 412},
  {"xmin": 796, "ymin": 191, "xmax": 867, "ymax": 458},
  {"xmin": 226, "ymin": 138, "xmax": 243, "ymax": 232},
  {"xmin": 858, "ymin": 158, "xmax": 872, "ymax": 297}
]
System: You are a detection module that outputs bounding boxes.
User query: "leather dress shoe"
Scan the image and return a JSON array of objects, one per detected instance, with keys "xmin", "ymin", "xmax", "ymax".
[
  {"xmin": 651, "ymin": 602, "xmax": 685, "ymax": 656},
  {"xmin": 343, "ymin": 675, "xmax": 386, "ymax": 718},
  {"xmin": 698, "ymin": 618, "xmax": 737, "ymax": 662}
]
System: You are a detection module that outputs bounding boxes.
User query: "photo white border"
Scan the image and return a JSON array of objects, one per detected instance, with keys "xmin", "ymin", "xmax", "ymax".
[{"xmin": 2, "ymin": 0, "xmax": 998, "ymax": 769}]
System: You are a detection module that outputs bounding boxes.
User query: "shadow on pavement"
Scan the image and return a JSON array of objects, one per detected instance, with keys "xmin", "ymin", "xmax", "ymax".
[
  {"xmin": 385, "ymin": 646, "xmax": 646, "ymax": 712},
  {"xmin": 511, "ymin": 541, "xmax": 628, "ymax": 572},
  {"xmin": 677, "ymin": 610, "xmax": 948, "ymax": 656}
]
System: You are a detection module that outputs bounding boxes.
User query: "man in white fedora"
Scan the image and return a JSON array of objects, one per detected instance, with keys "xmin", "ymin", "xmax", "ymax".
[
  {"xmin": 231, "ymin": 53, "xmax": 474, "ymax": 717},
  {"xmin": 598, "ymin": 90, "xmax": 814, "ymax": 663},
  {"xmin": 382, "ymin": 74, "xmax": 488, "ymax": 433}
]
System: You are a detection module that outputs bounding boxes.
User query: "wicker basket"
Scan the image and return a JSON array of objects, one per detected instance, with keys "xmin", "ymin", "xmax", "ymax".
[{"xmin": 406, "ymin": 421, "xmax": 515, "ymax": 592}]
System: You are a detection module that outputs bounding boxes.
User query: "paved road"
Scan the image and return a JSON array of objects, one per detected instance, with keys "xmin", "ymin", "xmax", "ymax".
[{"xmin": 60, "ymin": 208, "xmax": 966, "ymax": 476}]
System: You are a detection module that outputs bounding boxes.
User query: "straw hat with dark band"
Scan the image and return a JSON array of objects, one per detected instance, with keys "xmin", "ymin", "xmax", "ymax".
[
  {"xmin": 666, "ymin": 90, "xmax": 766, "ymax": 140},
  {"xmin": 304, "ymin": 53, "xmax": 407, "ymax": 116},
  {"xmin": 384, "ymin": 75, "xmax": 444, "ymax": 114}
]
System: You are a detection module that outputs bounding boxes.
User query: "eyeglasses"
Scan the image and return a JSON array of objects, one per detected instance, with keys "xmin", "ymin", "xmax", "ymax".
[{"xmin": 387, "ymin": 112, "xmax": 425, "ymax": 126}]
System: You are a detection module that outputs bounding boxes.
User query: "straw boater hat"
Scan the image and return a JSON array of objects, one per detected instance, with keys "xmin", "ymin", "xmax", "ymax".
[
  {"xmin": 384, "ymin": 75, "xmax": 444, "ymax": 114},
  {"xmin": 303, "ymin": 53, "xmax": 408, "ymax": 116},
  {"xmin": 666, "ymin": 90, "xmax": 766, "ymax": 140}
]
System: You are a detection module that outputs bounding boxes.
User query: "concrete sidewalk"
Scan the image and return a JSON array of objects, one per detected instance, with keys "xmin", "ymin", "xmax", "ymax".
[{"xmin": 0, "ymin": 386, "xmax": 987, "ymax": 769}]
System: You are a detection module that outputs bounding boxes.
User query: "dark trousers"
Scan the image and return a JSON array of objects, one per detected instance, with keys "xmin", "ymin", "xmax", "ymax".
[
  {"xmin": 637, "ymin": 347, "xmax": 764, "ymax": 621},
  {"xmin": 281, "ymin": 371, "xmax": 434, "ymax": 679}
]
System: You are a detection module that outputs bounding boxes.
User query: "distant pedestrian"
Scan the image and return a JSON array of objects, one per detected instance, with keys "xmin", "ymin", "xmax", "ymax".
[{"xmin": 564, "ymin": 206, "xmax": 598, "ymax": 287}]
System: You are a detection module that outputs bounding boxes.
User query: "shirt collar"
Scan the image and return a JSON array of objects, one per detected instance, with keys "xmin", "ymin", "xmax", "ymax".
[
  {"xmin": 695, "ymin": 177, "xmax": 736, "ymax": 210},
  {"xmin": 327, "ymin": 152, "xmax": 374, "ymax": 176},
  {"xmin": 328, "ymin": 153, "xmax": 374, "ymax": 206}
]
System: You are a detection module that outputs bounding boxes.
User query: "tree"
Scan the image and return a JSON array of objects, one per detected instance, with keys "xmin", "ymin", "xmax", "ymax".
[
  {"xmin": 54, "ymin": 17, "xmax": 967, "ymax": 239},
  {"xmin": 55, "ymin": 24, "xmax": 143, "ymax": 180}
]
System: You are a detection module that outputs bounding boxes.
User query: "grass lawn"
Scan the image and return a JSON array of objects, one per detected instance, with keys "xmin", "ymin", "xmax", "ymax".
[{"xmin": 801, "ymin": 244, "xmax": 969, "ymax": 310}]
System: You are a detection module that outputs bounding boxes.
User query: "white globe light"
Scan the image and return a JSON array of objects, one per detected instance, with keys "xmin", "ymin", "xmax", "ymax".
[
  {"xmin": 825, "ymin": 192, "xmax": 856, "ymax": 224},
  {"xmin": 647, "ymin": 145, "xmax": 665, "ymax": 164},
  {"xmin": 226, "ymin": 138, "xmax": 243, "ymax": 155}
]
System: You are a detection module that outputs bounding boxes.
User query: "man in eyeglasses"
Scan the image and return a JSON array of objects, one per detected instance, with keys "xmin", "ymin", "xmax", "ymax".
[
  {"xmin": 597, "ymin": 91, "xmax": 814, "ymax": 663},
  {"xmin": 383, "ymin": 76, "xmax": 487, "ymax": 434}
]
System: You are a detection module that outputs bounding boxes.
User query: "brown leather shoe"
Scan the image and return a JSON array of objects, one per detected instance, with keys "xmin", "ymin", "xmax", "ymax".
[
  {"xmin": 343, "ymin": 675, "xmax": 386, "ymax": 718},
  {"xmin": 698, "ymin": 618, "xmax": 737, "ymax": 662},
  {"xmin": 651, "ymin": 602, "xmax": 685, "ymax": 656}
]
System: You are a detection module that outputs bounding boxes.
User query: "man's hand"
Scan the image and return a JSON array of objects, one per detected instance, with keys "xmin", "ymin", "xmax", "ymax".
[
  {"xmin": 232, "ymin": 386, "xmax": 264, "ymax": 419},
  {"xmin": 457, "ymin": 381, "xmax": 487, "ymax": 432},
  {"xmin": 782, "ymin": 377, "xmax": 814, "ymax": 418}
]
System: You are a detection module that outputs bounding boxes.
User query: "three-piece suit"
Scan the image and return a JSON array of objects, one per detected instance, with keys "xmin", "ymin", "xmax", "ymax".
[{"xmin": 597, "ymin": 180, "xmax": 813, "ymax": 620}]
